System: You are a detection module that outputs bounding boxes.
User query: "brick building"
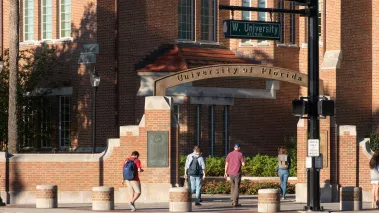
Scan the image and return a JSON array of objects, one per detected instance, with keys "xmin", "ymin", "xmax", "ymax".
[
  {"xmin": 1, "ymin": 0, "xmax": 377, "ymax": 156},
  {"xmin": 1, "ymin": 0, "xmax": 379, "ymax": 203},
  {"xmin": 1, "ymin": 0, "xmax": 304, "ymax": 156}
]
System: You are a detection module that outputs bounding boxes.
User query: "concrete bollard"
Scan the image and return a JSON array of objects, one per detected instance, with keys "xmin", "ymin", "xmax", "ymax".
[
  {"xmin": 92, "ymin": 186, "xmax": 114, "ymax": 211},
  {"xmin": 169, "ymin": 187, "xmax": 191, "ymax": 212},
  {"xmin": 258, "ymin": 189, "xmax": 280, "ymax": 213},
  {"xmin": 36, "ymin": 185, "xmax": 58, "ymax": 208},
  {"xmin": 340, "ymin": 187, "xmax": 362, "ymax": 211}
]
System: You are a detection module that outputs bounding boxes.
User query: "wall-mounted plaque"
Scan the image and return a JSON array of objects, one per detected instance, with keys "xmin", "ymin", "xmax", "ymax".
[
  {"xmin": 147, "ymin": 131, "xmax": 169, "ymax": 167},
  {"xmin": 320, "ymin": 131, "xmax": 328, "ymax": 168}
]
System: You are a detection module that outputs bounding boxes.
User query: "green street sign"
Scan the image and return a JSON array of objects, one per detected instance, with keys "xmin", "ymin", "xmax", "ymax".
[{"xmin": 223, "ymin": 20, "xmax": 281, "ymax": 40}]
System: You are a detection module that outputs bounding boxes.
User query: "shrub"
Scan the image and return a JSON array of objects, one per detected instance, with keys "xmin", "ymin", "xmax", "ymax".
[
  {"xmin": 285, "ymin": 135, "xmax": 297, "ymax": 177},
  {"xmin": 370, "ymin": 132, "xmax": 379, "ymax": 152},
  {"xmin": 202, "ymin": 180, "xmax": 295, "ymax": 195},
  {"xmin": 179, "ymin": 137, "xmax": 298, "ymax": 177}
]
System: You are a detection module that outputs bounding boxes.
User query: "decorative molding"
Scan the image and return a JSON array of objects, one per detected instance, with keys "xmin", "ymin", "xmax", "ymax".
[
  {"xmin": 359, "ymin": 138, "xmax": 372, "ymax": 159},
  {"xmin": 5, "ymin": 138, "xmax": 120, "ymax": 162},
  {"xmin": 154, "ymin": 64, "xmax": 324, "ymax": 96},
  {"xmin": 339, "ymin": 125, "xmax": 357, "ymax": 136}
]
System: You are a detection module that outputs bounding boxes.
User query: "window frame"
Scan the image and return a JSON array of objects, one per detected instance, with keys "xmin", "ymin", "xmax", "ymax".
[
  {"xmin": 41, "ymin": 0, "xmax": 53, "ymax": 40},
  {"xmin": 290, "ymin": 2, "xmax": 296, "ymax": 44},
  {"xmin": 41, "ymin": 98, "xmax": 52, "ymax": 148},
  {"xmin": 59, "ymin": 96, "xmax": 71, "ymax": 148},
  {"xmin": 241, "ymin": 0, "xmax": 251, "ymax": 44},
  {"xmin": 178, "ymin": 0, "xmax": 195, "ymax": 41},
  {"xmin": 23, "ymin": 0, "xmax": 35, "ymax": 42},
  {"xmin": 200, "ymin": 0, "xmax": 218, "ymax": 42},
  {"xmin": 59, "ymin": 0, "xmax": 72, "ymax": 39},
  {"xmin": 257, "ymin": 0, "xmax": 267, "ymax": 43}
]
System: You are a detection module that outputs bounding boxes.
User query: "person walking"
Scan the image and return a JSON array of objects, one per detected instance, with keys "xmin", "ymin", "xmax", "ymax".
[
  {"xmin": 277, "ymin": 146, "xmax": 291, "ymax": 200},
  {"xmin": 185, "ymin": 147, "xmax": 206, "ymax": 206},
  {"xmin": 224, "ymin": 144, "xmax": 246, "ymax": 207},
  {"xmin": 185, "ymin": 145, "xmax": 203, "ymax": 202},
  {"xmin": 122, "ymin": 151, "xmax": 144, "ymax": 212},
  {"xmin": 370, "ymin": 150, "xmax": 379, "ymax": 208}
]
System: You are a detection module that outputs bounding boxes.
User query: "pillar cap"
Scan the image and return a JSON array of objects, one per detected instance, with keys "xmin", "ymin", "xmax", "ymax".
[
  {"xmin": 258, "ymin": 188, "xmax": 280, "ymax": 194},
  {"xmin": 36, "ymin": 185, "xmax": 57, "ymax": 190},
  {"xmin": 92, "ymin": 186, "xmax": 114, "ymax": 191},
  {"xmin": 169, "ymin": 187, "xmax": 190, "ymax": 193}
]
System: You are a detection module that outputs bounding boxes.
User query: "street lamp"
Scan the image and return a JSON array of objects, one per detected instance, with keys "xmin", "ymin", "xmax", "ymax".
[{"xmin": 90, "ymin": 66, "xmax": 100, "ymax": 153}]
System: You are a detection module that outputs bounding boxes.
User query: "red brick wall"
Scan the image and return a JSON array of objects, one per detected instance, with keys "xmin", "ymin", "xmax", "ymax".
[
  {"xmin": 338, "ymin": 130, "xmax": 357, "ymax": 187},
  {"xmin": 358, "ymin": 143, "xmax": 371, "ymax": 192}
]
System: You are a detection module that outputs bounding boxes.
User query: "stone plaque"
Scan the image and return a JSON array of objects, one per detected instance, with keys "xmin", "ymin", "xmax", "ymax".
[
  {"xmin": 320, "ymin": 131, "xmax": 328, "ymax": 168},
  {"xmin": 147, "ymin": 131, "xmax": 169, "ymax": 167}
]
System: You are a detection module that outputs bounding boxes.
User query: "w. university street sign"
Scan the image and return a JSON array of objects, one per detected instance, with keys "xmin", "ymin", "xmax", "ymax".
[{"xmin": 223, "ymin": 20, "xmax": 281, "ymax": 40}]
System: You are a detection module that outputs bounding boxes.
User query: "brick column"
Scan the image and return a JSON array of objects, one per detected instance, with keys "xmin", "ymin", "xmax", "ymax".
[
  {"xmin": 92, "ymin": 186, "xmax": 114, "ymax": 210},
  {"xmin": 296, "ymin": 118, "xmax": 308, "ymax": 203},
  {"xmin": 340, "ymin": 187, "xmax": 362, "ymax": 211},
  {"xmin": 338, "ymin": 125, "xmax": 357, "ymax": 187},
  {"xmin": 169, "ymin": 187, "xmax": 191, "ymax": 212},
  {"xmin": 258, "ymin": 189, "xmax": 280, "ymax": 213},
  {"xmin": 36, "ymin": 185, "xmax": 58, "ymax": 208}
]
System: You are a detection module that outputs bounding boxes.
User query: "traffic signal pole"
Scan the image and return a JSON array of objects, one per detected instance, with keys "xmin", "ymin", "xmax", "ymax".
[
  {"xmin": 306, "ymin": 0, "xmax": 321, "ymax": 211},
  {"xmin": 220, "ymin": 1, "xmax": 323, "ymax": 211}
]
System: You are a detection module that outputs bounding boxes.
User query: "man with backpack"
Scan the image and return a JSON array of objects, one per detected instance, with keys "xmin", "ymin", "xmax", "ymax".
[
  {"xmin": 184, "ymin": 147, "xmax": 205, "ymax": 206},
  {"xmin": 122, "ymin": 151, "xmax": 144, "ymax": 212}
]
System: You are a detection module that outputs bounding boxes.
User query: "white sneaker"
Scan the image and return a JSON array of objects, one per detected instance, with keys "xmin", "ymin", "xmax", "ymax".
[{"xmin": 130, "ymin": 202, "xmax": 136, "ymax": 211}]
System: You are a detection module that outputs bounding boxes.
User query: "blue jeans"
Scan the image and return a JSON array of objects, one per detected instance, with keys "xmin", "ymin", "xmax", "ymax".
[
  {"xmin": 190, "ymin": 176, "xmax": 202, "ymax": 202},
  {"xmin": 278, "ymin": 169, "xmax": 289, "ymax": 197}
]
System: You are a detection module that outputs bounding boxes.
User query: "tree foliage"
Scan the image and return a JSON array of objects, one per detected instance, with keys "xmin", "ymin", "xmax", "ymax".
[{"xmin": 0, "ymin": 43, "xmax": 60, "ymax": 151}]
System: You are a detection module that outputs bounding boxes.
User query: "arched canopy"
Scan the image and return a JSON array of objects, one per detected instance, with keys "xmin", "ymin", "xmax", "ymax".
[{"xmin": 154, "ymin": 64, "xmax": 324, "ymax": 96}]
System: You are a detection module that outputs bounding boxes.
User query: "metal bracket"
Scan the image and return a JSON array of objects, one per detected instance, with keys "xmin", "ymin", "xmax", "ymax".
[{"xmin": 231, "ymin": 10, "xmax": 234, "ymax": 20}]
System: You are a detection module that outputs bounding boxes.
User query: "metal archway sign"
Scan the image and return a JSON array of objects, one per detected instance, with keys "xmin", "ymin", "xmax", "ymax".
[{"xmin": 154, "ymin": 64, "xmax": 323, "ymax": 96}]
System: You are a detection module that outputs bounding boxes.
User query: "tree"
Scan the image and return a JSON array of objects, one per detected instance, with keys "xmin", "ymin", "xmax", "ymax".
[{"xmin": 8, "ymin": 0, "xmax": 20, "ymax": 153}]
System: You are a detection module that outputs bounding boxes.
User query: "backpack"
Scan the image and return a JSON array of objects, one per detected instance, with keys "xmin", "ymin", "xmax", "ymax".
[
  {"xmin": 123, "ymin": 159, "xmax": 136, "ymax": 180},
  {"xmin": 188, "ymin": 156, "xmax": 202, "ymax": 176},
  {"xmin": 278, "ymin": 154, "xmax": 289, "ymax": 169}
]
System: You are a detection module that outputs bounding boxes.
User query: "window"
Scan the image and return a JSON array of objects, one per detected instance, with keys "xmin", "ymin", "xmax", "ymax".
[
  {"xmin": 178, "ymin": 0, "xmax": 194, "ymax": 40},
  {"xmin": 258, "ymin": 0, "xmax": 266, "ymax": 43},
  {"xmin": 208, "ymin": 105, "xmax": 215, "ymax": 156},
  {"xmin": 258, "ymin": 0, "xmax": 266, "ymax": 22},
  {"xmin": 22, "ymin": 101, "xmax": 37, "ymax": 148},
  {"xmin": 24, "ymin": 0, "xmax": 34, "ymax": 41},
  {"xmin": 241, "ymin": 0, "xmax": 250, "ymax": 43},
  {"xmin": 318, "ymin": 1, "xmax": 322, "ymax": 37},
  {"xmin": 59, "ymin": 96, "xmax": 71, "ymax": 147},
  {"xmin": 41, "ymin": 98, "xmax": 52, "ymax": 148},
  {"xmin": 278, "ymin": 0, "xmax": 284, "ymax": 43},
  {"xmin": 201, "ymin": 0, "xmax": 217, "ymax": 41},
  {"xmin": 173, "ymin": 105, "xmax": 179, "ymax": 122},
  {"xmin": 60, "ymin": 0, "xmax": 71, "ymax": 38},
  {"xmin": 290, "ymin": 2, "xmax": 296, "ymax": 44},
  {"xmin": 42, "ymin": 0, "xmax": 52, "ymax": 40},
  {"xmin": 22, "ymin": 98, "xmax": 52, "ymax": 149}
]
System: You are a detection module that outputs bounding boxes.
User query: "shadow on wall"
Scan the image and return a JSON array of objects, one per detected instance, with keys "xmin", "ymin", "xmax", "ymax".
[{"xmin": 0, "ymin": 2, "xmax": 120, "ymax": 152}]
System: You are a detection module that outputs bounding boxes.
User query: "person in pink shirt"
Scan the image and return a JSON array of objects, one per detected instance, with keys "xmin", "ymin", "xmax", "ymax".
[{"xmin": 224, "ymin": 144, "xmax": 246, "ymax": 207}]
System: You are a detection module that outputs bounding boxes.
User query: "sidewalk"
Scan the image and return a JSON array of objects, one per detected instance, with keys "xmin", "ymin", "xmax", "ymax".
[{"xmin": 0, "ymin": 195, "xmax": 376, "ymax": 213}]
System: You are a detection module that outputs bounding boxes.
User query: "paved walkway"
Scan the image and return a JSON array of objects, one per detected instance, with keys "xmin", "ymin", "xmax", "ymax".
[{"xmin": 0, "ymin": 195, "xmax": 376, "ymax": 213}]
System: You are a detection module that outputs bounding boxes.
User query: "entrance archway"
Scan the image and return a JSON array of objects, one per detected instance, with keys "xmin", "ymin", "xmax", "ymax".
[{"xmin": 154, "ymin": 64, "xmax": 324, "ymax": 95}]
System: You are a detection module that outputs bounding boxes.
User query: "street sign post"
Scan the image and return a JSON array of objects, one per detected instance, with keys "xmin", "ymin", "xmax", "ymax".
[
  {"xmin": 220, "ymin": 1, "xmax": 328, "ymax": 211},
  {"xmin": 223, "ymin": 20, "xmax": 281, "ymax": 40}
]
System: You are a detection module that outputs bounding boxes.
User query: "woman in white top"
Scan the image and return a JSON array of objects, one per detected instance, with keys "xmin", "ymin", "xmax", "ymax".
[{"xmin": 369, "ymin": 150, "xmax": 379, "ymax": 208}]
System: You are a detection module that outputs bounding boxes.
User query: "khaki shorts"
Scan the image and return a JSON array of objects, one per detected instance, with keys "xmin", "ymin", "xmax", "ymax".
[{"xmin": 126, "ymin": 180, "xmax": 141, "ymax": 194}]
